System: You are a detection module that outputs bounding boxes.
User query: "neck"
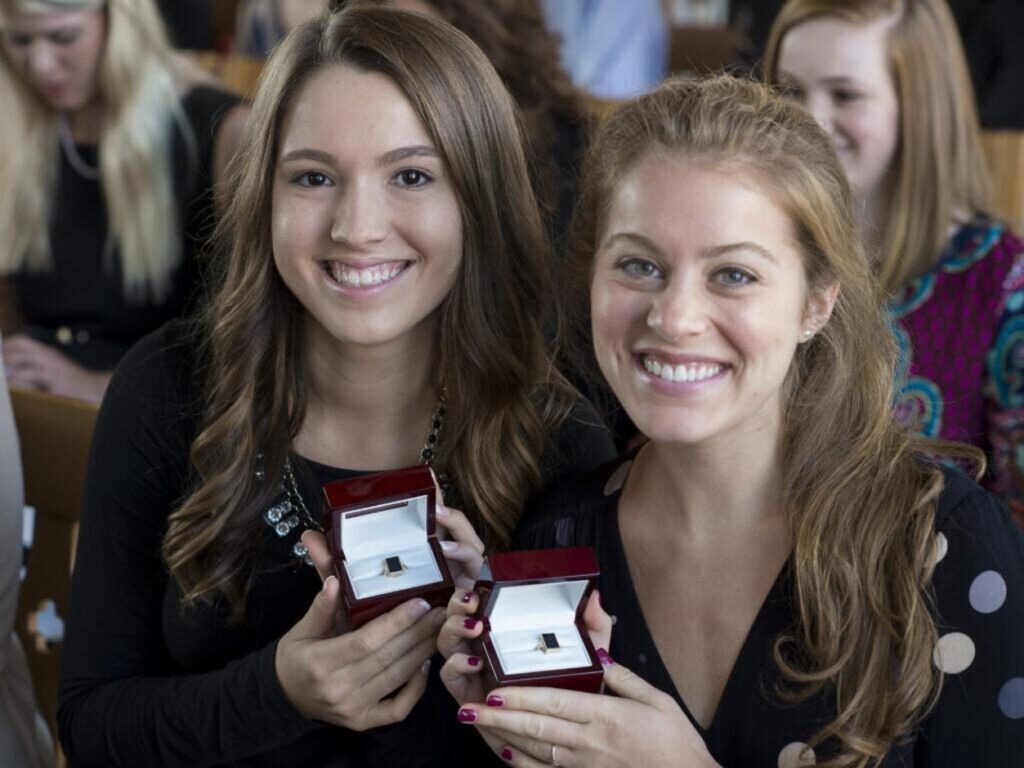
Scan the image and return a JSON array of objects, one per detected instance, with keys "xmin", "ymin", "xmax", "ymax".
[
  {"xmin": 624, "ymin": 413, "xmax": 786, "ymax": 544},
  {"xmin": 63, "ymin": 98, "xmax": 104, "ymax": 144},
  {"xmin": 295, "ymin": 316, "xmax": 440, "ymax": 470}
]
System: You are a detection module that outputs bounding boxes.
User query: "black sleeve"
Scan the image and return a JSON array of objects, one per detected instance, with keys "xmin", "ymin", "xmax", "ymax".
[
  {"xmin": 915, "ymin": 479, "xmax": 1024, "ymax": 765},
  {"xmin": 543, "ymin": 405, "xmax": 617, "ymax": 489},
  {"xmin": 57, "ymin": 329, "xmax": 317, "ymax": 767}
]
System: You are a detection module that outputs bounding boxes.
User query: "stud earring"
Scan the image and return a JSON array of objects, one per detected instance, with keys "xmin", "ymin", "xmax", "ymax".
[{"xmin": 801, "ymin": 328, "xmax": 814, "ymax": 341}]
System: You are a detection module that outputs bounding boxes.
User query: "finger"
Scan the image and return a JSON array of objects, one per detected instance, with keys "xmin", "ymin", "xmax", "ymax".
[
  {"xmin": 496, "ymin": 743, "xmax": 552, "ymax": 767},
  {"xmin": 446, "ymin": 588, "xmax": 479, "ymax": 616},
  {"xmin": 2, "ymin": 335, "xmax": 45, "ymax": 354},
  {"xmin": 582, "ymin": 591, "xmax": 612, "ymax": 652},
  {"xmin": 457, "ymin": 704, "xmax": 585, "ymax": 750},
  {"xmin": 301, "ymin": 530, "xmax": 334, "ymax": 583},
  {"xmin": 358, "ymin": 632, "xmax": 438, "ymax": 703},
  {"xmin": 598, "ymin": 650, "xmax": 671, "ymax": 708},
  {"xmin": 484, "ymin": 685, "xmax": 596, "ymax": 724},
  {"xmin": 440, "ymin": 540, "xmax": 485, "ymax": 588},
  {"xmin": 436, "ymin": 505, "xmax": 486, "ymax": 555},
  {"xmin": 349, "ymin": 607, "xmax": 445, "ymax": 684},
  {"xmin": 361, "ymin": 656, "xmax": 431, "ymax": 729},
  {"xmin": 291, "ymin": 575, "xmax": 343, "ymax": 642},
  {"xmin": 330, "ymin": 597, "xmax": 437, "ymax": 664},
  {"xmin": 438, "ymin": 652, "xmax": 485, "ymax": 687},
  {"xmin": 438, "ymin": 612, "xmax": 484, "ymax": 659}
]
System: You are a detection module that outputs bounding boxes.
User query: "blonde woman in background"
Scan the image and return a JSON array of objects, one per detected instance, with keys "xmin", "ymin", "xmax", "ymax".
[
  {"xmin": 766, "ymin": 0, "xmax": 1024, "ymax": 522},
  {"xmin": 0, "ymin": 337, "xmax": 53, "ymax": 768},
  {"xmin": 440, "ymin": 76, "xmax": 1024, "ymax": 767},
  {"xmin": 0, "ymin": 0, "xmax": 247, "ymax": 403}
]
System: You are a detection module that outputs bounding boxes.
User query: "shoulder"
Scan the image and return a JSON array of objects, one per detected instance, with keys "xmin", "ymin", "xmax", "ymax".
[
  {"xmin": 517, "ymin": 450, "xmax": 634, "ymax": 545},
  {"xmin": 103, "ymin": 320, "xmax": 200, "ymax": 430},
  {"xmin": 541, "ymin": 403, "xmax": 617, "ymax": 488},
  {"xmin": 179, "ymin": 85, "xmax": 244, "ymax": 143},
  {"xmin": 937, "ymin": 215, "xmax": 1021, "ymax": 274}
]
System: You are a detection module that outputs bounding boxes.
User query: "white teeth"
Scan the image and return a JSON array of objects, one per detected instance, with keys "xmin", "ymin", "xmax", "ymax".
[
  {"xmin": 643, "ymin": 355, "xmax": 723, "ymax": 383},
  {"xmin": 327, "ymin": 262, "xmax": 405, "ymax": 287}
]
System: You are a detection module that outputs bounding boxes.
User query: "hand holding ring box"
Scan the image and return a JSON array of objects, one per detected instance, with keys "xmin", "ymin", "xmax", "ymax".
[
  {"xmin": 470, "ymin": 546, "xmax": 604, "ymax": 694},
  {"xmin": 323, "ymin": 465, "xmax": 454, "ymax": 627}
]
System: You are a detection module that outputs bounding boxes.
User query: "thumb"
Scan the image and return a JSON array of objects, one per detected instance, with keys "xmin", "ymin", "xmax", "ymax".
[
  {"xmin": 583, "ymin": 590, "xmax": 612, "ymax": 651},
  {"xmin": 292, "ymin": 575, "xmax": 343, "ymax": 642},
  {"xmin": 599, "ymin": 651, "xmax": 667, "ymax": 709}
]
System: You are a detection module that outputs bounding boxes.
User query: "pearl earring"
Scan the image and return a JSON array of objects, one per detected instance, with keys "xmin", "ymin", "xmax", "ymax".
[{"xmin": 801, "ymin": 329, "xmax": 813, "ymax": 340}]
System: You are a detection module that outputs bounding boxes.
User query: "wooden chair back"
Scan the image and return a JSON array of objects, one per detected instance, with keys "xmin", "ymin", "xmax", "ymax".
[
  {"xmin": 11, "ymin": 387, "xmax": 98, "ymax": 768},
  {"xmin": 980, "ymin": 130, "xmax": 1024, "ymax": 231},
  {"xmin": 188, "ymin": 50, "xmax": 265, "ymax": 99}
]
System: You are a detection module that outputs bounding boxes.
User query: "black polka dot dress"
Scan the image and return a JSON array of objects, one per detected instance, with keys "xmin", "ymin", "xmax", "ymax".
[{"xmin": 514, "ymin": 453, "xmax": 1024, "ymax": 766}]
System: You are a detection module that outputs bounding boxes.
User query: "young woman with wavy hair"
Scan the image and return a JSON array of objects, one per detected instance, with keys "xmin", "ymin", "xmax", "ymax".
[
  {"xmin": 765, "ymin": 0, "xmax": 1024, "ymax": 520},
  {"xmin": 0, "ymin": 0, "xmax": 247, "ymax": 403},
  {"xmin": 58, "ymin": 4, "xmax": 612, "ymax": 766},
  {"xmin": 439, "ymin": 76, "xmax": 1024, "ymax": 768}
]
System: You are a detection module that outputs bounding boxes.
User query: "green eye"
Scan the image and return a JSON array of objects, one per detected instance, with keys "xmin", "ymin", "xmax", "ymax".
[
  {"xmin": 619, "ymin": 258, "xmax": 662, "ymax": 279},
  {"xmin": 715, "ymin": 268, "xmax": 754, "ymax": 286}
]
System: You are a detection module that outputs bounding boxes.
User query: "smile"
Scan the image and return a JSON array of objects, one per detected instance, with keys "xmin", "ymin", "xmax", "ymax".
[
  {"xmin": 320, "ymin": 260, "xmax": 410, "ymax": 288},
  {"xmin": 641, "ymin": 354, "xmax": 725, "ymax": 383}
]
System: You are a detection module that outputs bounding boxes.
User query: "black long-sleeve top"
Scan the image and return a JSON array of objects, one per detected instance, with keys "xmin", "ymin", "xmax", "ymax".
[
  {"xmin": 510, "ymin": 451, "xmax": 1024, "ymax": 767},
  {"xmin": 57, "ymin": 322, "xmax": 615, "ymax": 767}
]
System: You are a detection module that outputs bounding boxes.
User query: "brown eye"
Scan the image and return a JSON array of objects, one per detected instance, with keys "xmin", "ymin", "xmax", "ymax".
[{"xmin": 394, "ymin": 169, "xmax": 432, "ymax": 188}]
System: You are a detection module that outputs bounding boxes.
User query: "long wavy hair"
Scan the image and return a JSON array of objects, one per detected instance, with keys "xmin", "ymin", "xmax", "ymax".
[
  {"xmin": 0, "ymin": 0, "xmax": 194, "ymax": 302},
  {"xmin": 764, "ymin": 0, "xmax": 992, "ymax": 295},
  {"xmin": 566, "ymin": 75, "xmax": 982, "ymax": 767},
  {"xmin": 164, "ymin": 4, "xmax": 577, "ymax": 618}
]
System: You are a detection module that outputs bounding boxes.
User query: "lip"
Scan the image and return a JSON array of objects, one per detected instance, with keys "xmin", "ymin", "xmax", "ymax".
[
  {"xmin": 316, "ymin": 258, "xmax": 413, "ymax": 299},
  {"xmin": 37, "ymin": 81, "xmax": 66, "ymax": 99}
]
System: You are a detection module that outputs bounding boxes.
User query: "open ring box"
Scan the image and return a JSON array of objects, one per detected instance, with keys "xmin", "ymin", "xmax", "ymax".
[
  {"xmin": 322, "ymin": 465, "xmax": 454, "ymax": 628},
  {"xmin": 470, "ymin": 546, "xmax": 604, "ymax": 694}
]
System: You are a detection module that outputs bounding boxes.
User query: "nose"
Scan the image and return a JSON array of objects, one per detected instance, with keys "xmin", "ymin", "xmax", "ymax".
[
  {"xmin": 805, "ymin": 93, "xmax": 836, "ymax": 140},
  {"xmin": 646, "ymin": 275, "xmax": 710, "ymax": 341},
  {"xmin": 26, "ymin": 41, "xmax": 60, "ymax": 81},
  {"xmin": 330, "ymin": 179, "xmax": 388, "ymax": 248}
]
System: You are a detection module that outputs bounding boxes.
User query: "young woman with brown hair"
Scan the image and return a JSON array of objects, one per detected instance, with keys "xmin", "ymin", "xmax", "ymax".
[
  {"xmin": 57, "ymin": 5, "xmax": 613, "ymax": 766},
  {"xmin": 439, "ymin": 75, "xmax": 1024, "ymax": 767},
  {"xmin": 765, "ymin": 0, "xmax": 1024, "ymax": 520}
]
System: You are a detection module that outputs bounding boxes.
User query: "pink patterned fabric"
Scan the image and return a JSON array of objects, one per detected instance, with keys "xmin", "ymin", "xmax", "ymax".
[{"xmin": 890, "ymin": 217, "xmax": 1024, "ymax": 523}]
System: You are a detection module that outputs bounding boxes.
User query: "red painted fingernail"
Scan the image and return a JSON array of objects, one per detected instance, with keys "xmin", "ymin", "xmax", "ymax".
[
  {"xmin": 597, "ymin": 647, "xmax": 614, "ymax": 666},
  {"xmin": 459, "ymin": 592, "xmax": 473, "ymax": 604},
  {"xmin": 467, "ymin": 656, "xmax": 482, "ymax": 667},
  {"xmin": 463, "ymin": 618, "xmax": 479, "ymax": 629},
  {"xmin": 501, "ymin": 746, "xmax": 514, "ymax": 762},
  {"xmin": 486, "ymin": 694, "xmax": 504, "ymax": 707},
  {"xmin": 457, "ymin": 707, "xmax": 477, "ymax": 723}
]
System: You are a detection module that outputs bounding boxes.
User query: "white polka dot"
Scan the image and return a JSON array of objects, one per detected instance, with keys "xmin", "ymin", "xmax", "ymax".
[
  {"xmin": 603, "ymin": 460, "xmax": 632, "ymax": 496},
  {"xmin": 778, "ymin": 741, "xmax": 816, "ymax": 767},
  {"xmin": 934, "ymin": 532, "xmax": 948, "ymax": 564},
  {"xmin": 968, "ymin": 570, "xmax": 1007, "ymax": 614},
  {"xmin": 933, "ymin": 632, "xmax": 976, "ymax": 674}
]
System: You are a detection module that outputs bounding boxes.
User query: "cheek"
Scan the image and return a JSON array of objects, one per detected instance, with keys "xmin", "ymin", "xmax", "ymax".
[{"xmin": 590, "ymin": 282, "xmax": 646, "ymax": 359}]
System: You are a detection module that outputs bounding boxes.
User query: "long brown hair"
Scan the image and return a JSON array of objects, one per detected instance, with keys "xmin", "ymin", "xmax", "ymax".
[
  {"xmin": 164, "ymin": 3, "xmax": 576, "ymax": 618},
  {"xmin": 763, "ymin": 0, "xmax": 992, "ymax": 294},
  {"xmin": 567, "ymin": 75, "xmax": 982, "ymax": 767}
]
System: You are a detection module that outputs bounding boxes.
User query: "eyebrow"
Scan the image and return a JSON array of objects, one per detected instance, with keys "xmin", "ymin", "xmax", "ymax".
[
  {"xmin": 777, "ymin": 71, "xmax": 861, "ymax": 89},
  {"xmin": 604, "ymin": 232, "xmax": 778, "ymax": 264},
  {"xmin": 278, "ymin": 145, "xmax": 439, "ymax": 168}
]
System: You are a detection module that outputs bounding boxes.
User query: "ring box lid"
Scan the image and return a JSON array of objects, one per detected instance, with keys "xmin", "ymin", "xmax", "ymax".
[
  {"xmin": 475, "ymin": 546, "xmax": 599, "ymax": 624},
  {"xmin": 323, "ymin": 465, "xmax": 437, "ymax": 561}
]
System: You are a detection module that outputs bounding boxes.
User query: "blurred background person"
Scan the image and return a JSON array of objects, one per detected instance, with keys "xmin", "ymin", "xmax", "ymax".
[
  {"xmin": 0, "ymin": 338, "xmax": 53, "ymax": 768},
  {"xmin": 767, "ymin": 0, "xmax": 1024, "ymax": 520},
  {"xmin": 0, "ymin": 0, "xmax": 248, "ymax": 404},
  {"xmin": 233, "ymin": 0, "xmax": 323, "ymax": 58},
  {"xmin": 540, "ymin": 0, "xmax": 667, "ymax": 100}
]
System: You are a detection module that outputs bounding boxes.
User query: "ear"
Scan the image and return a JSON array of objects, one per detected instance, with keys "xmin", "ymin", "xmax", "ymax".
[{"xmin": 801, "ymin": 281, "xmax": 839, "ymax": 340}]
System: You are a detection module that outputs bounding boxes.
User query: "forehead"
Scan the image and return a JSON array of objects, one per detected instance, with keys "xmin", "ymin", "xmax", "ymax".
[
  {"xmin": 778, "ymin": 15, "xmax": 894, "ymax": 82},
  {"xmin": 278, "ymin": 65, "xmax": 435, "ymax": 158},
  {"xmin": 603, "ymin": 155, "xmax": 799, "ymax": 259},
  {"xmin": 1, "ymin": 8, "xmax": 101, "ymax": 33}
]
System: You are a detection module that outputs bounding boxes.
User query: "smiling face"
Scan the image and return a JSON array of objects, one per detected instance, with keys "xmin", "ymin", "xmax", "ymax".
[
  {"xmin": 591, "ymin": 156, "xmax": 835, "ymax": 448},
  {"xmin": 1, "ymin": 8, "xmax": 105, "ymax": 111},
  {"xmin": 271, "ymin": 65, "xmax": 463, "ymax": 352},
  {"xmin": 776, "ymin": 15, "xmax": 900, "ymax": 201}
]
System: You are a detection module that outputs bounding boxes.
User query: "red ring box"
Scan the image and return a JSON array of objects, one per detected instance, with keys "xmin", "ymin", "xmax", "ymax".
[
  {"xmin": 471, "ymin": 546, "xmax": 604, "ymax": 694},
  {"xmin": 323, "ymin": 466, "xmax": 454, "ymax": 628}
]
